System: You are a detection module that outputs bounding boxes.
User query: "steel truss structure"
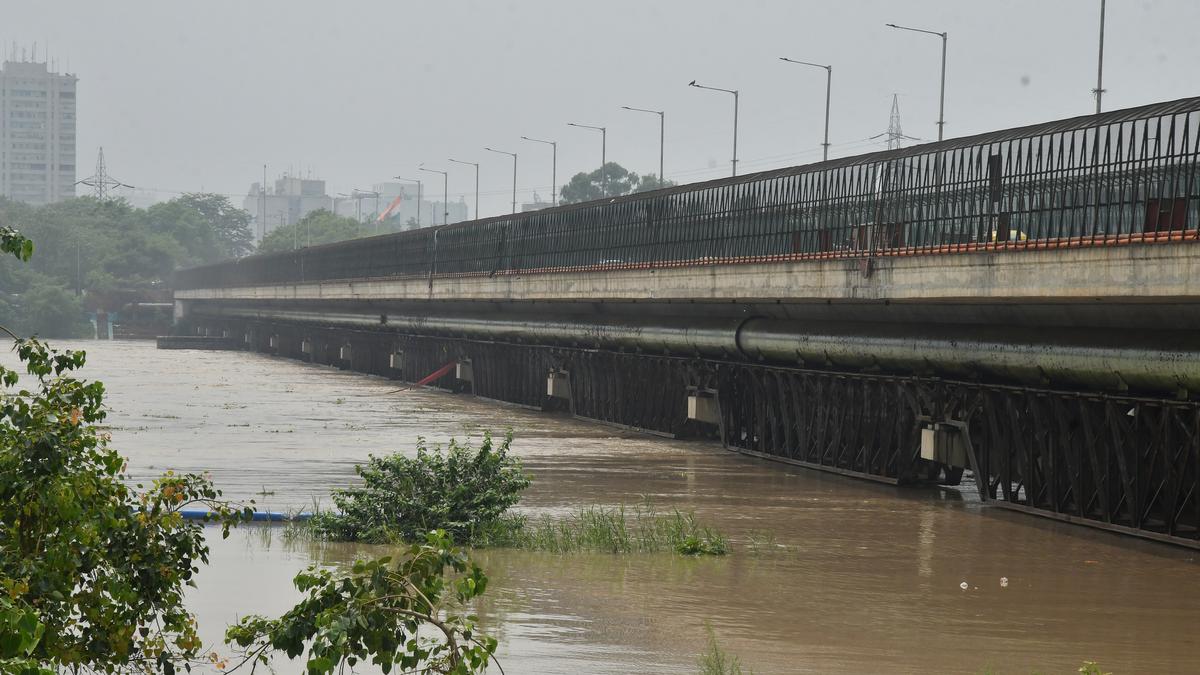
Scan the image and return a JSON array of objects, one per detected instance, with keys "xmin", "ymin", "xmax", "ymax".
[{"xmin": 219, "ymin": 319, "xmax": 1199, "ymax": 548}]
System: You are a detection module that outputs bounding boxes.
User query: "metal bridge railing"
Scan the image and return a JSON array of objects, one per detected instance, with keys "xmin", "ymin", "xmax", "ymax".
[{"xmin": 175, "ymin": 96, "xmax": 1200, "ymax": 290}]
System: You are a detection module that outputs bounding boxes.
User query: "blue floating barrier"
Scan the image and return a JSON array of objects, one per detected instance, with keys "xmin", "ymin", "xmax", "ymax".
[{"xmin": 178, "ymin": 509, "xmax": 315, "ymax": 522}]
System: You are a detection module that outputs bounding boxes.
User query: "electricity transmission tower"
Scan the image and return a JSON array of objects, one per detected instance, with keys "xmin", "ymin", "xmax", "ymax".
[
  {"xmin": 75, "ymin": 147, "xmax": 133, "ymax": 200},
  {"xmin": 871, "ymin": 94, "xmax": 922, "ymax": 150}
]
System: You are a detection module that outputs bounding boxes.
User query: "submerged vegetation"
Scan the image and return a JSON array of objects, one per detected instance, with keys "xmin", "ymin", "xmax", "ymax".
[
  {"xmin": 307, "ymin": 432, "xmax": 729, "ymax": 556},
  {"xmin": 698, "ymin": 624, "xmax": 753, "ymax": 675},
  {"xmin": 310, "ymin": 432, "xmax": 531, "ymax": 544},
  {"xmin": 481, "ymin": 504, "xmax": 728, "ymax": 556}
]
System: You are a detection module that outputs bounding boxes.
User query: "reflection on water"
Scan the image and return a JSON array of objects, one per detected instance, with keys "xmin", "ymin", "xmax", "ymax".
[{"xmin": 12, "ymin": 341, "xmax": 1199, "ymax": 674}]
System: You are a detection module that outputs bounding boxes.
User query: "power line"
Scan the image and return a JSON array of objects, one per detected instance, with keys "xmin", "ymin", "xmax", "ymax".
[{"xmin": 89, "ymin": 135, "xmax": 895, "ymax": 214}]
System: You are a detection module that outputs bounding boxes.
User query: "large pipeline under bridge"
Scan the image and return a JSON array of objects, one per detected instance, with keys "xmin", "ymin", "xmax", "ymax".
[
  {"xmin": 197, "ymin": 304, "xmax": 1200, "ymax": 398},
  {"xmin": 187, "ymin": 304, "xmax": 1200, "ymax": 547}
]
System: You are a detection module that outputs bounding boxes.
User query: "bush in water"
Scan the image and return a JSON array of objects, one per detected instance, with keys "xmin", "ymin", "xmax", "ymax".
[
  {"xmin": 311, "ymin": 432, "xmax": 531, "ymax": 544},
  {"xmin": 225, "ymin": 530, "xmax": 496, "ymax": 675}
]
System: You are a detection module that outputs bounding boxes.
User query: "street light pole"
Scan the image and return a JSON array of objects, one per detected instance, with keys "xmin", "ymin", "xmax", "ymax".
[
  {"xmin": 484, "ymin": 147, "xmax": 518, "ymax": 214},
  {"xmin": 520, "ymin": 136, "xmax": 558, "ymax": 206},
  {"xmin": 567, "ymin": 122, "xmax": 607, "ymax": 195},
  {"xmin": 1094, "ymin": 0, "xmax": 1106, "ymax": 114},
  {"xmin": 336, "ymin": 192, "xmax": 353, "ymax": 221},
  {"xmin": 620, "ymin": 106, "xmax": 665, "ymax": 186},
  {"xmin": 778, "ymin": 58, "xmax": 832, "ymax": 161},
  {"xmin": 351, "ymin": 189, "xmax": 381, "ymax": 232},
  {"xmin": 688, "ymin": 81, "xmax": 739, "ymax": 176},
  {"xmin": 393, "ymin": 176, "xmax": 423, "ymax": 228},
  {"xmin": 448, "ymin": 159, "xmax": 479, "ymax": 219},
  {"xmin": 418, "ymin": 167, "xmax": 449, "ymax": 225},
  {"xmin": 886, "ymin": 23, "xmax": 948, "ymax": 141}
]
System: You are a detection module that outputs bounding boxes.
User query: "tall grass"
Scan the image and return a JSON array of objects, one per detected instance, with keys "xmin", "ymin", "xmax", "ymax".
[
  {"xmin": 477, "ymin": 504, "xmax": 728, "ymax": 555},
  {"xmin": 698, "ymin": 624, "xmax": 751, "ymax": 675}
]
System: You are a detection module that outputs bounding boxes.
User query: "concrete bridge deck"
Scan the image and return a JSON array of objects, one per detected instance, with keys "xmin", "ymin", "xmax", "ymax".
[{"xmin": 178, "ymin": 235, "xmax": 1200, "ymax": 329}]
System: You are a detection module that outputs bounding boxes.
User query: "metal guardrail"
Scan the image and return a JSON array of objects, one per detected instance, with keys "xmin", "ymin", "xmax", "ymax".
[{"xmin": 175, "ymin": 96, "xmax": 1200, "ymax": 290}]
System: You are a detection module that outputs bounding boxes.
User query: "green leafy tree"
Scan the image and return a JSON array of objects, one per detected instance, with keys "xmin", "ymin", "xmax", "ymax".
[
  {"xmin": 311, "ymin": 433, "xmax": 530, "ymax": 544},
  {"xmin": 0, "ymin": 336, "xmax": 253, "ymax": 672},
  {"xmin": 172, "ymin": 193, "xmax": 254, "ymax": 259},
  {"xmin": 144, "ymin": 194, "xmax": 253, "ymax": 265},
  {"xmin": 559, "ymin": 163, "xmax": 677, "ymax": 204},
  {"xmin": 226, "ymin": 531, "xmax": 497, "ymax": 675},
  {"xmin": 0, "ymin": 228, "xmax": 496, "ymax": 674},
  {"xmin": 0, "ymin": 194, "xmax": 258, "ymax": 335},
  {"xmin": 11, "ymin": 276, "xmax": 91, "ymax": 338},
  {"xmin": 0, "ymin": 227, "xmax": 33, "ymax": 262},
  {"xmin": 0, "ymin": 229, "xmax": 253, "ymax": 673},
  {"xmin": 0, "ymin": 595, "xmax": 51, "ymax": 674},
  {"xmin": 259, "ymin": 209, "xmax": 366, "ymax": 254},
  {"xmin": 560, "ymin": 162, "xmax": 638, "ymax": 204},
  {"xmin": 634, "ymin": 173, "xmax": 676, "ymax": 193}
]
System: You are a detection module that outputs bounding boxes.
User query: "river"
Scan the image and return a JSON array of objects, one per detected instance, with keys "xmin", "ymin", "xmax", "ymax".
[{"xmin": 16, "ymin": 340, "xmax": 1199, "ymax": 673}]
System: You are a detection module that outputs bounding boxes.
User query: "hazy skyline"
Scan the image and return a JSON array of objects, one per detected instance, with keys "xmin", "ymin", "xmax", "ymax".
[{"xmin": 7, "ymin": 0, "xmax": 1200, "ymax": 218}]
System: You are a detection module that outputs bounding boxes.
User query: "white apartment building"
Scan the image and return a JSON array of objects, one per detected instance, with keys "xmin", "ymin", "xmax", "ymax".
[
  {"xmin": 243, "ymin": 174, "xmax": 332, "ymax": 242},
  {"xmin": 336, "ymin": 181, "xmax": 467, "ymax": 229},
  {"xmin": 0, "ymin": 58, "xmax": 77, "ymax": 205}
]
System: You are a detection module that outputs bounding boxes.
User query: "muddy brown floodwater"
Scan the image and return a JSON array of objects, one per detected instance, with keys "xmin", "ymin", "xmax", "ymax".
[{"xmin": 14, "ymin": 341, "xmax": 1199, "ymax": 674}]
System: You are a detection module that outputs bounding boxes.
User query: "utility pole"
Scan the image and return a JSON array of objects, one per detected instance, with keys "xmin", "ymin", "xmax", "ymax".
[
  {"xmin": 1094, "ymin": 0, "xmax": 1107, "ymax": 113},
  {"xmin": 262, "ymin": 164, "xmax": 267, "ymax": 241},
  {"xmin": 567, "ymin": 123, "xmax": 607, "ymax": 195},
  {"xmin": 779, "ymin": 58, "xmax": 833, "ymax": 161},
  {"xmin": 394, "ymin": 176, "xmax": 423, "ymax": 227},
  {"xmin": 448, "ymin": 159, "xmax": 480, "ymax": 219},
  {"xmin": 344, "ymin": 189, "xmax": 379, "ymax": 228},
  {"xmin": 886, "ymin": 23, "xmax": 948, "ymax": 141},
  {"xmin": 484, "ymin": 148, "xmax": 518, "ymax": 214},
  {"xmin": 620, "ymin": 107, "xmax": 665, "ymax": 186},
  {"xmin": 419, "ymin": 168, "xmax": 449, "ymax": 224},
  {"xmin": 688, "ymin": 81, "xmax": 739, "ymax": 176},
  {"xmin": 520, "ymin": 136, "xmax": 558, "ymax": 205}
]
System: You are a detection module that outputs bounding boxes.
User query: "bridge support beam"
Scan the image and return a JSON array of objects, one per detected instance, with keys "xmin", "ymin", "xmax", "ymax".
[{"xmin": 196, "ymin": 314, "xmax": 1200, "ymax": 549}]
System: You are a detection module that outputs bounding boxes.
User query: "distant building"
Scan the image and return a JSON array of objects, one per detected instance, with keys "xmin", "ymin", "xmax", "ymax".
[
  {"xmin": 336, "ymin": 181, "xmax": 468, "ymax": 228},
  {"xmin": 0, "ymin": 57, "xmax": 77, "ymax": 205},
  {"xmin": 242, "ymin": 174, "xmax": 332, "ymax": 242},
  {"xmin": 522, "ymin": 193, "xmax": 554, "ymax": 213}
]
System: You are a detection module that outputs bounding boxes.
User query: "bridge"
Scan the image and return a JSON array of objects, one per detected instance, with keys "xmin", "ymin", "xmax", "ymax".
[{"xmin": 174, "ymin": 97, "xmax": 1200, "ymax": 548}]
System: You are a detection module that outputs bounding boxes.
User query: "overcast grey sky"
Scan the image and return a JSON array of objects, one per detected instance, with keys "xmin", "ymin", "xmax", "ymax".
[{"xmin": 6, "ymin": 0, "xmax": 1200, "ymax": 217}]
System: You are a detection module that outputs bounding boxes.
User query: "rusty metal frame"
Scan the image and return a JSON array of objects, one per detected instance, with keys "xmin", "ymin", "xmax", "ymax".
[{"xmin": 199, "ymin": 314, "xmax": 1200, "ymax": 548}]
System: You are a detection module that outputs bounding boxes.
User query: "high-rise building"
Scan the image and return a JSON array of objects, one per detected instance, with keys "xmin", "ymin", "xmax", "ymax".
[
  {"xmin": 242, "ymin": 174, "xmax": 332, "ymax": 242},
  {"xmin": 0, "ymin": 57, "xmax": 77, "ymax": 205},
  {"xmin": 338, "ymin": 181, "xmax": 468, "ymax": 228}
]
